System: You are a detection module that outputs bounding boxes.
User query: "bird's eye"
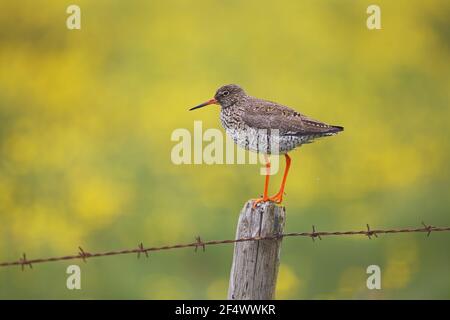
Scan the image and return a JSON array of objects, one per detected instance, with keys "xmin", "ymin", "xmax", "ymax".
[{"xmin": 222, "ymin": 91, "xmax": 229, "ymax": 96}]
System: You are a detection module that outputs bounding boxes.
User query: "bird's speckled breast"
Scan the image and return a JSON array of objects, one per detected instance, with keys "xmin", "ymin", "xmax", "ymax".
[{"xmin": 220, "ymin": 105, "xmax": 311, "ymax": 154}]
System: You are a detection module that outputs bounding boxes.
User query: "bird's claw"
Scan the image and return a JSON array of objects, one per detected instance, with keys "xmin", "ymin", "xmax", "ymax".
[
  {"xmin": 252, "ymin": 197, "xmax": 269, "ymax": 208},
  {"xmin": 252, "ymin": 194, "xmax": 284, "ymax": 208}
]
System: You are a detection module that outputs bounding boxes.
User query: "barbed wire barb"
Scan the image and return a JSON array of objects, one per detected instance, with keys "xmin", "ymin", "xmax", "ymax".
[
  {"xmin": 366, "ymin": 224, "xmax": 377, "ymax": 239},
  {"xmin": 137, "ymin": 242, "xmax": 148, "ymax": 259},
  {"xmin": 19, "ymin": 253, "xmax": 32, "ymax": 271},
  {"xmin": 310, "ymin": 225, "xmax": 321, "ymax": 242},
  {"xmin": 78, "ymin": 246, "xmax": 91, "ymax": 263},
  {"xmin": 422, "ymin": 221, "xmax": 433, "ymax": 237},
  {"xmin": 195, "ymin": 236, "xmax": 206, "ymax": 252}
]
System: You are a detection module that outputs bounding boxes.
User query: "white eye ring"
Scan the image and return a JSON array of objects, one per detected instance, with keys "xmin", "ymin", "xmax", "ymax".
[{"xmin": 222, "ymin": 91, "xmax": 229, "ymax": 96}]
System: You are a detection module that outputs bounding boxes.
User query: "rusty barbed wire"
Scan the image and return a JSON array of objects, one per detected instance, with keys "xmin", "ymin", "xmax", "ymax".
[{"xmin": 1, "ymin": 222, "xmax": 449, "ymax": 270}]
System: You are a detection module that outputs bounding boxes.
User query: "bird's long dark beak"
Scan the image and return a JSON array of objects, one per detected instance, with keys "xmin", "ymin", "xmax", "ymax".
[{"xmin": 189, "ymin": 98, "xmax": 218, "ymax": 111}]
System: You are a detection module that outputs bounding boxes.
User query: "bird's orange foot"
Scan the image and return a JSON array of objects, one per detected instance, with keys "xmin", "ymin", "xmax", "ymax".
[
  {"xmin": 252, "ymin": 196, "xmax": 270, "ymax": 208},
  {"xmin": 252, "ymin": 193, "xmax": 285, "ymax": 208},
  {"xmin": 268, "ymin": 192, "xmax": 283, "ymax": 204}
]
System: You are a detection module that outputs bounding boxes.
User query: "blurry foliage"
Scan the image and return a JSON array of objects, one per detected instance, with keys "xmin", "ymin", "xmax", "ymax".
[{"xmin": 0, "ymin": 0, "xmax": 449, "ymax": 299}]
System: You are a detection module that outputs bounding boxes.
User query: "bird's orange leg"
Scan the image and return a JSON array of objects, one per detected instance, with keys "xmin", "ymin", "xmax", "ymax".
[
  {"xmin": 252, "ymin": 156, "xmax": 271, "ymax": 208},
  {"xmin": 267, "ymin": 153, "xmax": 291, "ymax": 204}
]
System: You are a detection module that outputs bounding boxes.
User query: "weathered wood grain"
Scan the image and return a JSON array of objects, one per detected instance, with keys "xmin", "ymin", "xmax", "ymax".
[{"xmin": 227, "ymin": 200, "xmax": 286, "ymax": 300}]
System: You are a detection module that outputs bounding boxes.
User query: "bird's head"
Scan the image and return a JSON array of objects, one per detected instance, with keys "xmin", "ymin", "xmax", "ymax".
[{"xmin": 189, "ymin": 84, "xmax": 246, "ymax": 111}]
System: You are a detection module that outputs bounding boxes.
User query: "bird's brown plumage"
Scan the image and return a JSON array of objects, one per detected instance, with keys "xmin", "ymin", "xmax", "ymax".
[
  {"xmin": 241, "ymin": 97, "xmax": 343, "ymax": 136},
  {"xmin": 191, "ymin": 84, "xmax": 343, "ymax": 154}
]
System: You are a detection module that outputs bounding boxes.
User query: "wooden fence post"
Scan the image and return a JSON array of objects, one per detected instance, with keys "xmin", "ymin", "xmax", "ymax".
[{"xmin": 227, "ymin": 200, "xmax": 286, "ymax": 300}]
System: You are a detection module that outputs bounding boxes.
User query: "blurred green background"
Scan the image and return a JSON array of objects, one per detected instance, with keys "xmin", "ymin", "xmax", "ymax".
[{"xmin": 0, "ymin": 0, "xmax": 449, "ymax": 299}]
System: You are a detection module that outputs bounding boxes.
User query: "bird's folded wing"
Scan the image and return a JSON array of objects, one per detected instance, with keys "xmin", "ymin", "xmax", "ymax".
[{"xmin": 241, "ymin": 100, "xmax": 340, "ymax": 136}]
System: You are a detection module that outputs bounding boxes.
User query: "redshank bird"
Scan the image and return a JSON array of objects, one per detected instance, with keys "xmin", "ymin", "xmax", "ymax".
[{"xmin": 189, "ymin": 84, "xmax": 343, "ymax": 207}]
